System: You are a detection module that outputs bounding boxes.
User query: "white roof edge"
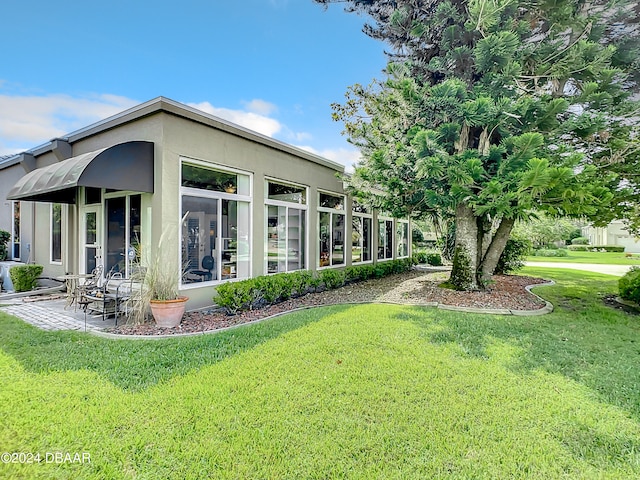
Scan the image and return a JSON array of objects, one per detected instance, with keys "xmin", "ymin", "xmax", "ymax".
[{"xmin": 1, "ymin": 96, "xmax": 345, "ymax": 173}]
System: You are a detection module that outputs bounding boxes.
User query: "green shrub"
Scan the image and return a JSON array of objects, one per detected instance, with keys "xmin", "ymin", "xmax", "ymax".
[
  {"xmin": 425, "ymin": 252, "xmax": 443, "ymax": 266},
  {"xmin": 345, "ymin": 266, "xmax": 362, "ymax": 282},
  {"xmin": 413, "ymin": 252, "xmax": 428, "ymax": 264},
  {"xmin": 619, "ymin": 267, "xmax": 640, "ymax": 304},
  {"xmin": 9, "ymin": 264, "xmax": 44, "ymax": 292},
  {"xmin": 318, "ymin": 269, "xmax": 346, "ymax": 290},
  {"xmin": 534, "ymin": 248, "xmax": 569, "ymax": 257},
  {"xmin": 214, "ymin": 279, "xmax": 260, "ymax": 314},
  {"xmin": 0, "ymin": 230, "xmax": 10, "ymax": 261},
  {"xmin": 288, "ymin": 270, "xmax": 314, "ymax": 297},
  {"xmin": 571, "ymin": 236, "xmax": 589, "ymax": 245},
  {"xmin": 495, "ymin": 237, "xmax": 531, "ymax": 274},
  {"xmin": 568, "ymin": 245, "xmax": 625, "ymax": 253},
  {"xmin": 596, "ymin": 245, "xmax": 625, "ymax": 253}
]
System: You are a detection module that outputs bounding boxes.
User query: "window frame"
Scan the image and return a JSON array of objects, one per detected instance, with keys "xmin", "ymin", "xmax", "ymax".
[
  {"xmin": 351, "ymin": 201, "xmax": 373, "ymax": 265},
  {"xmin": 396, "ymin": 219, "xmax": 410, "ymax": 259},
  {"xmin": 50, "ymin": 203, "xmax": 63, "ymax": 265},
  {"xmin": 264, "ymin": 178, "xmax": 309, "ymax": 274},
  {"xmin": 179, "ymin": 159, "xmax": 253, "ymax": 289},
  {"xmin": 317, "ymin": 190, "xmax": 346, "ymax": 269},
  {"xmin": 377, "ymin": 216, "xmax": 394, "ymax": 261},
  {"xmin": 11, "ymin": 201, "xmax": 20, "ymax": 261}
]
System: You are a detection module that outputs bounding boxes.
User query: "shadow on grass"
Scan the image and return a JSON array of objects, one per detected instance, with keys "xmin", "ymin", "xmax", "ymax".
[
  {"xmin": 0, "ymin": 304, "xmax": 353, "ymax": 391},
  {"xmin": 392, "ymin": 268, "xmax": 640, "ymax": 420}
]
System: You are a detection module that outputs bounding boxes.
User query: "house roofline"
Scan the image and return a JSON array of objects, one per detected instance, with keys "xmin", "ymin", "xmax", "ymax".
[{"xmin": 0, "ymin": 96, "xmax": 345, "ymax": 172}]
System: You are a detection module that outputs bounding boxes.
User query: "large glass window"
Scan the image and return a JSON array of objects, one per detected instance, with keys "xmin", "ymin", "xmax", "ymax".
[
  {"xmin": 12, "ymin": 201, "xmax": 20, "ymax": 260},
  {"xmin": 50, "ymin": 203, "xmax": 62, "ymax": 263},
  {"xmin": 378, "ymin": 218, "xmax": 394, "ymax": 260},
  {"xmin": 352, "ymin": 216, "xmax": 372, "ymax": 263},
  {"xmin": 265, "ymin": 180, "xmax": 307, "ymax": 274},
  {"xmin": 318, "ymin": 192, "xmax": 345, "ymax": 268},
  {"xmin": 397, "ymin": 221, "xmax": 409, "ymax": 258},
  {"xmin": 181, "ymin": 162, "xmax": 251, "ymax": 285},
  {"xmin": 352, "ymin": 201, "xmax": 372, "ymax": 264}
]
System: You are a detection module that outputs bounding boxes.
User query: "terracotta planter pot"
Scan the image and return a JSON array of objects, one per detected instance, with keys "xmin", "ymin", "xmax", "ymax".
[{"xmin": 149, "ymin": 296, "xmax": 188, "ymax": 328}]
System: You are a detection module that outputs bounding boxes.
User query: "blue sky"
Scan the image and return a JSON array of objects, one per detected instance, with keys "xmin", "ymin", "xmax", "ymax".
[{"xmin": 0, "ymin": 0, "xmax": 387, "ymax": 168}]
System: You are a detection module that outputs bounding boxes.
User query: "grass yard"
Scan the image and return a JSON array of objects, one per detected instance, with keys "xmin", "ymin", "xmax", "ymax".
[
  {"xmin": 1, "ymin": 268, "xmax": 639, "ymax": 478},
  {"xmin": 527, "ymin": 249, "xmax": 640, "ymax": 265}
]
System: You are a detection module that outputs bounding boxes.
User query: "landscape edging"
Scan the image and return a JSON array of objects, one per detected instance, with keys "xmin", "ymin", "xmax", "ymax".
[{"xmin": 90, "ymin": 279, "xmax": 557, "ymax": 340}]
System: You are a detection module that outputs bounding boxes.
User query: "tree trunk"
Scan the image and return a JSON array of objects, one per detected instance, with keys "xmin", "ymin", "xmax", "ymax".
[
  {"xmin": 480, "ymin": 217, "xmax": 515, "ymax": 282},
  {"xmin": 449, "ymin": 202, "xmax": 480, "ymax": 290},
  {"xmin": 454, "ymin": 123, "xmax": 470, "ymax": 153}
]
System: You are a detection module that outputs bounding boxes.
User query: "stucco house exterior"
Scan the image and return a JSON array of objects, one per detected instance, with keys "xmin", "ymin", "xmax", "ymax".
[
  {"xmin": 0, "ymin": 97, "xmax": 410, "ymax": 309},
  {"xmin": 582, "ymin": 221, "xmax": 640, "ymax": 253}
]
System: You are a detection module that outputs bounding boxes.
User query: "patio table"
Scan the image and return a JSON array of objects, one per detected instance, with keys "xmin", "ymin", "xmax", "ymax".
[{"xmin": 56, "ymin": 273, "xmax": 93, "ymax": 309}]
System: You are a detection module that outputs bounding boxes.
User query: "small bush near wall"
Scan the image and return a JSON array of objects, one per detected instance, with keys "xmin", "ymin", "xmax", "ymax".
[
  {"xmin": 619, "ymin": 267, "xmax": 640, "ymax": 305},
  {"xmin": 213, "ymin": 259, "xmax": 415, "ymax": 315},
  {"xmin": 9, "ymin": 265, "xmax": 44, "ymax": 292}
]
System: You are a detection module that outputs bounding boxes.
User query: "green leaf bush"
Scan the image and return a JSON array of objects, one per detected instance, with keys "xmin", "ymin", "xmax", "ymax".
[
  {"xmin": 495, "ymin": 237, "xmax": 531, "ymax": 274},
  {"xmin": 618, "ymin": 267, "xmax": 640, "ymax": 305},
  {"xmin": 567, "ymin": 245, "xmax": 625, "ymax": 252},
  {"xmin": 213, "ymin": 259, "xmax": 415, "ymax": 314},
  {"xmin": 9, "ymin": 265, "xmax": 44, "ymax": 292},
  {"xmin": 534, "ymin": 248, "xmax": 569, "ymax": 257},
  {"xmin": 425, "ymin": 252, "xmax": 443, "ymax": 266}
]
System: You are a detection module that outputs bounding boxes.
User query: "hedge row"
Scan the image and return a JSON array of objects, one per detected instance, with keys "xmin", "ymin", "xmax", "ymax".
[
  {"xmin": 214, "ymin": 258, "xmax": 415, "ymax": 314},
  {"xmin": 567, "ymin": 245, "xmax": 625, "ymax": 252},
  {"xmin": 533, "ymin": 248, "xmax": 569, "ymax": 257}
]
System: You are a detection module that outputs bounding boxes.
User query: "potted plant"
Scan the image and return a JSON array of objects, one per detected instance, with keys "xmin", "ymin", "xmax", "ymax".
[{"xmin": 134, "ymin": 227, "xmax": 188, "ymax": 328}]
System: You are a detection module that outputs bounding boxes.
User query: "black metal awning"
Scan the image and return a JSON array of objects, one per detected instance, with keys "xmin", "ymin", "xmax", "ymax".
[{"xmin": 7, "ymin": 141, "xmax": 154, "ymax": 203}]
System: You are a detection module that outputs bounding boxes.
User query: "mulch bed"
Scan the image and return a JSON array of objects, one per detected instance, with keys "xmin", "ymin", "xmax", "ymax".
[{"xmin": 105, "ymin": 269, "xmax": 551, "ymax": 337}]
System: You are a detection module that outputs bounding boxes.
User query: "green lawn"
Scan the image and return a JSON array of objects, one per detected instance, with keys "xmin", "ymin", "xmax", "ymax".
[
  {"xmin": 527, "ymin": 249, "xmax": 640, "ymax": 265},
  {"xmin": 1, "ymin": 268, "xmax": 639, "ymax": 478}
]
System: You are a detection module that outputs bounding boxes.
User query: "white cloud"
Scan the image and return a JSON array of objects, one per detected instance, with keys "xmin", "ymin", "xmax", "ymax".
[
  {"xmin": 0, "ymin": 93, "xmax": 138, "ymax": 155},
  {"xmin": 242, "ymin": 99, "xmax": 278, "ymax": 116},
  {"xmin": 295, "ymin": 145, "xmax": 362, "ymax": 172},
  {"xmin": 188, "ymin": 101, "xmax": 282, "ymax": 138}
]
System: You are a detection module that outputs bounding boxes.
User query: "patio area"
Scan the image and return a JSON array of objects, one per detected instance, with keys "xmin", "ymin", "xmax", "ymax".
[{"xmin": 1, "ymin": 293, "xmax": 118, "ymax": 332}]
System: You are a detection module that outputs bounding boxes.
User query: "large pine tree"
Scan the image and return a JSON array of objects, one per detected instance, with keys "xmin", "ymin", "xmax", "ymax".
[{"xmin": 316, "ymin": 0, "xmax": 640, "ymax": 290}]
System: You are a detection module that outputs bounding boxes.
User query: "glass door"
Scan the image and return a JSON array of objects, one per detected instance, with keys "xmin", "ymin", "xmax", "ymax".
[
  {"xmin": 81, "ymin": 206, "xmax": 102, "ymax": 274},
  {"xmin": 104, "ymin": 194, "xmax": 141, "ymax": 278}
]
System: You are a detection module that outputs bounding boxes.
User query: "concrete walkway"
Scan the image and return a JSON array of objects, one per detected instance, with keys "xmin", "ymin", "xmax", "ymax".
[
  {"xmin": 1, "ymin": 296, "xmax": 117, "ymax": 332},
  {"xmin": 524, "ymin": 261, "xmax": 634, "ymax": 276}
]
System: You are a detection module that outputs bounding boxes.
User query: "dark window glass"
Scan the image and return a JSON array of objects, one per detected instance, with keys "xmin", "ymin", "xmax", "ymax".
[
  {"xmin": 268, "ymin": 181, "xmax": 306, "ymax": 204},
  {"xmin": 85, "ymin": 187, "xmax": 101, "ymax": 205},
  {"xmin": 182, "ymin": 164, "xmax": 238, "ymax": 194},
  {"xmin": 319, "ymin": 192, "xmax": 343, "ymax": 209}
]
